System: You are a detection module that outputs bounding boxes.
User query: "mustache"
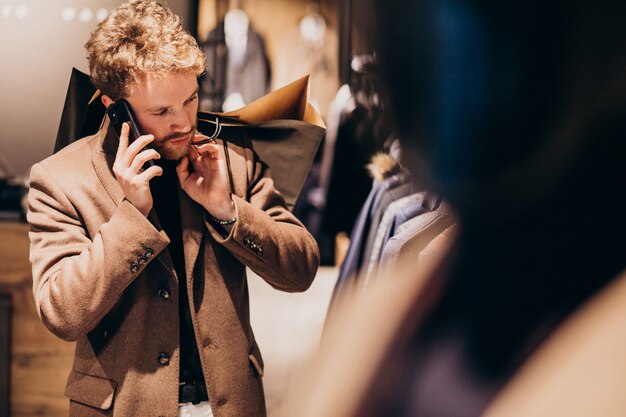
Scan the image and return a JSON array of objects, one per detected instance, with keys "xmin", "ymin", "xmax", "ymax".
[{"xmin": 163, "ymin": 126, "xmax": 196, "ymax": 142}]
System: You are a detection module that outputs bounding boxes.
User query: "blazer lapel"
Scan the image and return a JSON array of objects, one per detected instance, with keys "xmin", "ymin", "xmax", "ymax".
[
  {"xmin": 179, "ymin": 187, "xmax": 204, "ymax": 283},
  {"xmin": 91, "ymin": 119, "xmax": 125, "ymax": 206}
]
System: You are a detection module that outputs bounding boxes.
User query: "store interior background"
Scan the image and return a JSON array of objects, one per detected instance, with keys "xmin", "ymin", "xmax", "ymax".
[
  {"xmin": 0, "ymin": 0, "xmax": 377, "ymax": 415},
  {"xmin": 1, "ymin": 0, "xmax": 350, "ymax": 177}
]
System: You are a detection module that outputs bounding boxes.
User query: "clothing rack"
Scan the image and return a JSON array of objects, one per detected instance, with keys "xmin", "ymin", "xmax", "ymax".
[{"xmin": 325, "ymin": 143, "xmax": 457, "ymax": 320}]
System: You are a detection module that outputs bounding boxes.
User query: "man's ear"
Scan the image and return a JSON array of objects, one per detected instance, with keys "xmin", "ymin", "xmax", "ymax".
[{"xmin": 101, "ymin": 94, "xmax": 115, "ymax": 109}]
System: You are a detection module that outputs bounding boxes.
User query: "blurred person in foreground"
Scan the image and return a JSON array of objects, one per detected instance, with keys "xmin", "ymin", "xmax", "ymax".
[
  {"xmin": 26, "ymin": 1, "xmax": 319, "ymax": 416},
  {"xmin": 289, "ymin": 1, "xmax": 626, "ymax": 416}
]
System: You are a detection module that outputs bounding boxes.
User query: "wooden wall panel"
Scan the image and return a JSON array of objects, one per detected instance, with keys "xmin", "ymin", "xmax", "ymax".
[
  {"xmin": 0, "ymin": 223, "xmax": 73, "ymax": 417},
  {"xmin": 0, "ymin": 294, "xmax": 9, "ymax": 417}
]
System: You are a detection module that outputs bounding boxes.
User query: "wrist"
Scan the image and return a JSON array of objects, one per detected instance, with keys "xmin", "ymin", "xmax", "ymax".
[
  {"xmin": 127, "ymin": 198, "xmax": 151, "ymax": 217},
  {"xmin": 205, "ymin": 197, "xmax": 236, "ymax": 223}
]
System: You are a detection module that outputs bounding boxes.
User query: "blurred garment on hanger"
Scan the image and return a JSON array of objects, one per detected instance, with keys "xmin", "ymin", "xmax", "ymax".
[{"xmin": 199, "ymin": 9, "xmax": 271, "ymax": 112}]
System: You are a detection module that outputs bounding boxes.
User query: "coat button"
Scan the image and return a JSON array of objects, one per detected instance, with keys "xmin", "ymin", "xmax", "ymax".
[
  {"xmin": 204, "ymin": 338, "xmax": 218, "ymax": 349},
  {"xmin": 130, "ymin": 263, "xmax": 139, "ymax": 273},
  {"xmin": 145, "ymin": 248, "xmax": 154, "ymax": 258},
  {"xmin": 244, "ymin": 236, "xmax": 252, "ymax": 246},
  {"xmin": 157, "ymin": 352, "xmax": 170, "ymax": 366},
  {"xmin": 137, "ymin": 256, "xmax": 147, "ymax": 265},
  {"xmin": 256, "ymin": 245, "xmax": 263, "ymax": 254},
  {"xmin": 158, "ymin": 289, "xmax": 170, "ymax": 300}
]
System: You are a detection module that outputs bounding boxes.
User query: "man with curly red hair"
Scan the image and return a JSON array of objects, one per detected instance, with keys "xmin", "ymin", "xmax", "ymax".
[{"xmin": 27, "ymin": 2, "xmax": 320, "ymax": 416}]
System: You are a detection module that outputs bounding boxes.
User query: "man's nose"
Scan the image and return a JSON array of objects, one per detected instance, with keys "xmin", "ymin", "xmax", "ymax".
[{"xmin": 171, "ymin": 108, "xmax": 192, "ymax": 131}]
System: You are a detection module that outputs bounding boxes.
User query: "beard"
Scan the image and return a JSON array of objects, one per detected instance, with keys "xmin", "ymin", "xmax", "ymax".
[{"xmin": 152, "ymin": 126, "xmax": 196, "ymax": 161}]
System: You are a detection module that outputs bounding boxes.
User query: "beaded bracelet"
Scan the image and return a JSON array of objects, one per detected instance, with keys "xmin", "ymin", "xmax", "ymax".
[{"xmin": 207, "ymin": 213, "xmax": 237, "ymax": 226}]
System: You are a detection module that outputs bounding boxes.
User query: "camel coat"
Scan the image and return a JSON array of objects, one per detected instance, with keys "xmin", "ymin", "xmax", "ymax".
[{"xmin": 27, "ymin": 118, "xmax": 320, "ymax": 417}]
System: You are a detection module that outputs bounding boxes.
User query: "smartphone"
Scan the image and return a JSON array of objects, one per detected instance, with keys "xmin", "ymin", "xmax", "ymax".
[{"xmin": 107, "ymin": 99, "xmax": 155, "ymax": 169}]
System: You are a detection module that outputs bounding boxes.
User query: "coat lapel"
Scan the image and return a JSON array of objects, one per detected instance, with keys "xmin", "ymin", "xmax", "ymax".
[
  {"xmin": 179, "ymin": 188, "xmax": 205, "ymax": 283},
  {"xmin": 91, "ymin": 119, "xmax": 125, "ymax": 206}
]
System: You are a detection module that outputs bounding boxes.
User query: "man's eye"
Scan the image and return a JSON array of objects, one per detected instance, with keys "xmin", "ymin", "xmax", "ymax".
[
  {"xmin": 185, "ymin": 95, "xmax": 198, "ymax": 105},
  {"xmin": 154, "ymin": 109, "xmax": 168, "ymax": 116}
]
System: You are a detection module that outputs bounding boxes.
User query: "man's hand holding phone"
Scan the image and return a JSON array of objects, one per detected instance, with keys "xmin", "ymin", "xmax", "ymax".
[{"xmin": 112, "ymin": 122, "xmax": 163, "ymax": 217}]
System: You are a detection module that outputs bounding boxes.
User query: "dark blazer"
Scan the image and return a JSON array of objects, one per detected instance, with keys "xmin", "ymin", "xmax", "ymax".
[
  {"xmin": 200, "ymin": 22, "xmax": 270, "ymax": 112},
  {"xmin": 27, "ymin": 119, "xmax": 320, "ymax": 417}
]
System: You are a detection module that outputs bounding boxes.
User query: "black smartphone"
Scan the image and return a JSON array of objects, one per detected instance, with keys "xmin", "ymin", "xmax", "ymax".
[{"xmin": 107, "ymin": 99, "xmax": 155, "ymax": 169}]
